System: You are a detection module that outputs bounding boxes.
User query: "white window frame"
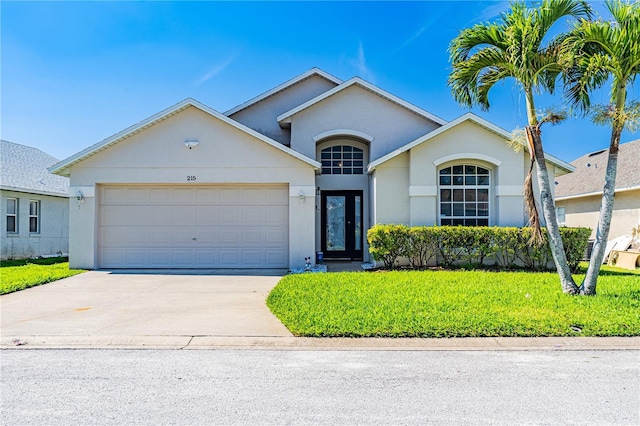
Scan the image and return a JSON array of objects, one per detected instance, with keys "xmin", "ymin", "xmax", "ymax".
[
  {"xmin": 29, "ymin": 200, "xmax": 40, "ymax": 234},
  {"xmin": 438, "ymin": 163, "xmax": 491, "ymax": 226},
  {"xmin": 6, "ymin": 198, "xmax": 18, "ymax": 233}
]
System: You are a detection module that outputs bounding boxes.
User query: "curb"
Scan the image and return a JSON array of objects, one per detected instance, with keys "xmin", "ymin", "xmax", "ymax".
[{"xmin": 2, "ymin": 336, "xmax": 639, "ymax": 351}]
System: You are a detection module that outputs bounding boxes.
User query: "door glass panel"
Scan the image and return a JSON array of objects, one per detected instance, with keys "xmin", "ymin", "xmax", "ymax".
[
  {"xmin": 355, "ymin": 196, "xmax": 361, "ymax": 251},
  {"xmin": 326, "ymin": 196, "xmax": 346, "ymax": 251}
]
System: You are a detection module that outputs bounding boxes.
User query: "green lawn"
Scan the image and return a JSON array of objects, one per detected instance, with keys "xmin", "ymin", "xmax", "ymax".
[
  {"xmin": 0, "ymin": 257, "xmax": 85, "ymax": 295},
  {"xmin": 267, "ymin": 265, "xmax": 640, "ymax": 337}
]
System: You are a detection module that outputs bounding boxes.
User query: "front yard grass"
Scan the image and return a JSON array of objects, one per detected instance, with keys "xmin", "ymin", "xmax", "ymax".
[
  {"xmin": 0, "ymin": 257, "xmax": 84, "ymax": 295},
  {"xmin": 267, "ymin": 265, "xmax": 640, "ymax": 337}
]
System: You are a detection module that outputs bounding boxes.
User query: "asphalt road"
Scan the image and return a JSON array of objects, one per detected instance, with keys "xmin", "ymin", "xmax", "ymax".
[{"xmin": 2, "ymin": 349, "xmax": 638, "ymax": 425}]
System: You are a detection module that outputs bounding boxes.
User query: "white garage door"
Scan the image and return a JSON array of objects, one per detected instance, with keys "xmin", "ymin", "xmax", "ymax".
[{"xmin": 98, "ymin": 185, "xmax": 288, "ymax": 269}]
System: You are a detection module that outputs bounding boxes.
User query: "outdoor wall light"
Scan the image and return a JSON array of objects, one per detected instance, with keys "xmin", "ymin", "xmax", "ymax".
[
  {"xmin": 76, "ymin": 190, "xmax": 85, "ymax": 208},
  {"xmin": 298, "ymin": 190, "xmax": 306, "ymax": 204},
  {"xmin": 184, "ymin": 139, "xmax": 199, "ymax": 149}
]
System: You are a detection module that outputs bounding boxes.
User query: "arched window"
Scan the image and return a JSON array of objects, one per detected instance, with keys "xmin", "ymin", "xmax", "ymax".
[
  {"xmin": 439, "ymin": 164, "xmax": 490, "ymax": 226},
  {"xmin": 320, "ymin": 145, "xmax": 364, "ymax": 175}
]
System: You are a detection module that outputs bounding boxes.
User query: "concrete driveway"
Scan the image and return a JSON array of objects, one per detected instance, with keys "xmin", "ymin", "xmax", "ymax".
[{"xmin": 1, "ymin": 271, "xmax": 292, "ymax": 348}]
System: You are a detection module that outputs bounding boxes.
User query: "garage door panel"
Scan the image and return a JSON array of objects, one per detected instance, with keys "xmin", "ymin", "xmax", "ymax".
[
  {"xmin": 243, "ymin": 188, "xmax": 266, "ymax": 204},
  {"xmin": 265, "ymin": 206, "xmax": 288, "ymax": 225},
  {"xmin": 124, "ymin": 249, "xmax": 148, "ymax": 266},
  {"xmin": 219, "ymin": 188, "xmax": 243, "ymax": 203},
  {"xmin": 265, "ymin": 250, "xmax": 287, "ymax": 266},
  {"xmin": 173, "ymin": 206, "xmax": 196, "ymax": 226},
  {"xmin": 173, "ymin": 229, "xmax": 197, "ymax": 244},
  {"xmin": 172, "ymin": 250, "xmax": 194, "ymax": 266},
  {"xmin": 196, "ymin": 229, "xmax": 218, "ymax": 244},
  {"xmin": 196, "ymin": 206, "xmax": 220, "ymax": 225},
  {"xmin": 100, "ymin": 249, "xmax": 124, "ymax": 267},
  {"xmin": 149, "ymin": 229, "xmax": 172, "ymax": 244},
  {"xmin": 102, "ymin": 187, "xmax": 126, "ymax": 203},
  {"xmin": 149, "ymin": 208, "xmax": 172, "ymax": 225},
  {"xmin": 149, "ymin": 188, "xmax": 172, "ymax": 203},
  {"xmin": 219, "ymin": 229, "xmax": 241, "ymax": 245},
  {"xmin": 219, "ymin": 206, "xmax": 244, "ymax": 225},
  {"xmin": 265, "ymin": 229, "xmax": 287, "ymax": 245},
  {"xmin": 99, "ymin": 185, "xmax": 288, "ymax": 268},
  {"xmin": 243, "ymin": 229, "xmax": 264, "ymax": 244},
  {"xmin": 125, "ymin": 188, "xmax": 149, "ymax": 204},
  {"xmin": 266, "ymin": 187, "xmax": 288, "ymax": 204},
  {"xmin": 195, "ymin": 250, "xmax": 216, "ymax": 265},
  {"xmin": 196, "ymin": 188, "xmax": 219, "ymax": 203},
  {"xmin": 243, "ymin": 250, "xmax": 263, "ymax": 266},
  {"xmin": 219, "ymin": 249, "xmax": 241, "ymax": 266},
  {"xmin": 243, "ymin": 207, "xmax": 266, "ymax": 225},
  {"xmin": 149, "ymin": 249, "xmax": 172, "ymax": 266},
  {"xmin": 173, "ymin": 188, "xmax": 195, "ymax": 203}
]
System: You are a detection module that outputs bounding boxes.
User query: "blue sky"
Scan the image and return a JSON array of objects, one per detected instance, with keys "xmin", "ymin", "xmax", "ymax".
[{"xmin": 2, "ymin": 1, "xmax": 638, "ymax": 163}]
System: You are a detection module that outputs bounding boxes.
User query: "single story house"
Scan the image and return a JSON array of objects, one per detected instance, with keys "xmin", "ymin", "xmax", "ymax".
[
  {"xmin": 50, "ymin": 68, "xmax": 573, "ymax": 270},
  {"xmin": 1, "ymin": 140, "xmax": 69, "ymax": 260},
  {"xmin": 555, "ymin": 139, "xmax": 640, "ymax": 240}
]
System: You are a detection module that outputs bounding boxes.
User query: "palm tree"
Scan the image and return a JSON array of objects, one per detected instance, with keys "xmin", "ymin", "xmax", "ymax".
[
  {"xmin": 563, "ymin": 0, "xmax": 640, "ymax": 295},
  {"xmin": 448, "ymin": 0, "xmax": 591, "ymax": 294}
]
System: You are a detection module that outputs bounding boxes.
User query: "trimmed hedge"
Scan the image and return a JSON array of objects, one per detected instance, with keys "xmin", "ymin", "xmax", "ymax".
[{"xmin": 367, "ymin": 225, "xmax": 591, "ymax": 272}]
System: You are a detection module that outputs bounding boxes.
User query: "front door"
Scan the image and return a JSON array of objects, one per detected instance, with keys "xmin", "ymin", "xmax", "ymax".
[{"xmin": 321, "ymin": 191, "xmax": 363, "ymax": 260}]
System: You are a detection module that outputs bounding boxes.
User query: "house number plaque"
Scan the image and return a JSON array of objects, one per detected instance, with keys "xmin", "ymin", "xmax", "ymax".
[{"xmin": 187, "ymin": 176, "xmax": 197, "ymax": 181}]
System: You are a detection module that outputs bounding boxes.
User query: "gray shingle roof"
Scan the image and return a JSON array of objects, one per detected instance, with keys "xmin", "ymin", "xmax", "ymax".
[
  {"xmin": 555, "ymin": 139, "xmax": 640, "ymax": 198},
  {"xmin": 1, "ymin": 140, "xmax": 69, "ymax": 197}
]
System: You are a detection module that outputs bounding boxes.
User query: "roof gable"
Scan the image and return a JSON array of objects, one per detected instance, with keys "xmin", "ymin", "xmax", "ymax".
[
  {"xmin": 1, "ymin": 140, "xmax": 69, "ymax": 197},
  {"xmin": 50, "ymin": 99, "xmax": 320, "ymax": 176},
  {"xmin": 367, "ymin": 113, "xmax": 574, "ymax": 173},
  {"xmin": 555, "ymin": 139, "xmax": 640, "ymax": 199},
  {"xmin": 277, "ymin": 77, "xmax": 446, "ymax": 127},
  {"xmin": 224, "ymin": 68, "xmax": 342, "ymax": 116}
]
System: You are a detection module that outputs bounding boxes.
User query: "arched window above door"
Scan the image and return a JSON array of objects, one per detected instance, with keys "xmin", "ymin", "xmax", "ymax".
[{"xmin": 320, "ymin": 145, "xmax": 364, "ymax": 175}]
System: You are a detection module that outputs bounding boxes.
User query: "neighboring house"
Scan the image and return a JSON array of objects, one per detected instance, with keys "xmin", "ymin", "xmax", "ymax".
[
  {"xmin": 1, "ymin": 140, "xmax": 69, "ymax": 260},
  {"xmin": 555, "ymin": 139, "xmax": 640, "ymax": 240},
  {"xmin": 50, "ymin": 68, "xmax": 573, "ymax": 270}
]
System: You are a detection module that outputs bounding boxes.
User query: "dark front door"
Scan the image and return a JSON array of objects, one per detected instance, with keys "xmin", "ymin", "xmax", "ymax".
[{"xmin": 321, "ymin": 191, "xmax": 363, "ymax": 260}]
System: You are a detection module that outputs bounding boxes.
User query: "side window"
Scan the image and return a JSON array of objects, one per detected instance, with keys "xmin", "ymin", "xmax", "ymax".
[
  {"xmin": 320, "ymin": 145, "xmax": 364, "ymax": 175},
  {"xmin": 556, "ymin": 207, "xmax": 566, "ymax": 226},
  {"xmin": 439, "ymin": 164, "xmax": 490, "ymax": 226},
  {"xmin": 29, "ymin": 200, "xmax": 40, "ymax": 233},
  {"xmin": 6, "ymin": 198, "xmax": 18, "ymax": 233}
]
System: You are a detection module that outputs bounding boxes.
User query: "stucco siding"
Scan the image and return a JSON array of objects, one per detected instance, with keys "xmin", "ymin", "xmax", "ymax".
[
  {"xmin": 229, "ymin": 75, "xmax": 338, "ymax": 145},
  {"xmin": 66, "ymin": 106, "xmax": 316, "ymax": 269},
  {"xmin": 557, "ymin": 190, "xmax": 640, "ymax": 239},
  {"xmin": 289, "ymin": 85, "xmax": 439, "ymax": 161},
  {"xmin": 409, "ymin": 121, "xmax": 527, "ymax": 227},
  {"xmin": 373, "ymin": 153, "xmax": 410, "ymax": 225},
  {"xmin": 1, "ymin": 190, "xmax": 69, "ymax": 259}
]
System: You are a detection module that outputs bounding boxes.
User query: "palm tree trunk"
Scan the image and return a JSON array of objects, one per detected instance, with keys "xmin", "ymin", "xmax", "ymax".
[
  {"xmin": 581, "ymin": 90, "xmax": 626, "ymax": 295},
  {"xmin": 581, "ymin": 141, "xmax": 619, "ymax": 295},
  {"xmin": 529, "ymin": 126, "xmax": 579, "ymax": 294}
]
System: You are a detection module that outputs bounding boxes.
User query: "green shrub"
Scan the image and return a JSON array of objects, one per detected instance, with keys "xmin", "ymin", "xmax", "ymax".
[
  {"xmin": 367, "ymin": 224, "xmax": 409, "ymax": 269},
  {"xmin": 367, "ymin": 224, "xmax": 591, "ymax": 272},
  {"xmin": 405, "ymin": 227, "xmax": 438, "ymax": 269},
  {"xmin": 560, "ymin": 227, "xmax": 592, "ymax": 273}
]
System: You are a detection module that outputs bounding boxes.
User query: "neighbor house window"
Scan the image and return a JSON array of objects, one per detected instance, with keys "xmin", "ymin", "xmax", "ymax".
[
  {"xmin": 29, "ymin": 200, "xmax": 40, "ymax": 233},
  {"xmin": 556, "ymin": 207, "xmax": 566, "ymax": 226},
  {"xmin": 439, "ymin": 164, "xmax": 490, "ymax": 226},
  {"xmin": 320, "ymin": 145, "xmax": 364, "ymax": 175},
  {"xmin": 6, "ymin": 198, "xmax": 17, "ymax": 233}
]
